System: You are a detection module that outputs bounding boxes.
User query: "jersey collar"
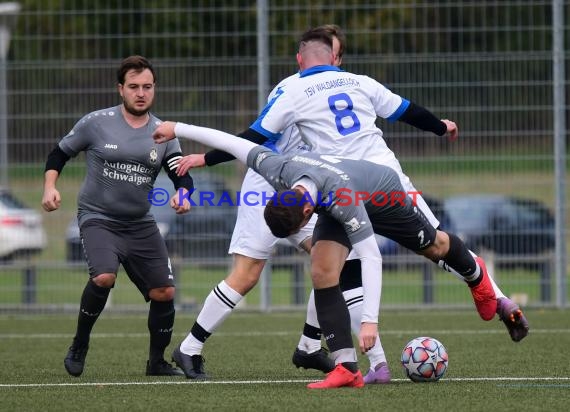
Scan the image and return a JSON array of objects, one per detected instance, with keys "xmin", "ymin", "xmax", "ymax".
[{"xmin": 299, "ymin": 65, "xmax": 342, "ymax": 78}]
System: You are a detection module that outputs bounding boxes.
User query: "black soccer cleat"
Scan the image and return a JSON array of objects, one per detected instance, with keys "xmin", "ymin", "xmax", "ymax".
[
  {"xmin": 292, "ymin": 347, "xmax": 335, "ymax": 373},
  {"xmin": 64, "ymin": 344, "xmax": 89, "ymax": 377},
  {"xmin": 172, "ymin": 346, "xmax": 208, "ymax": 379},
  {"xmin": 145, "ymin": 359, "xmax": 185, "ymax": 376}
]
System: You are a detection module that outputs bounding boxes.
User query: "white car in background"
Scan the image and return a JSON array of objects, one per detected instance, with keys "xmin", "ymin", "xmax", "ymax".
[{"xmin": 0, "ymin": 187, "xmax": 47, "ymax": 262}]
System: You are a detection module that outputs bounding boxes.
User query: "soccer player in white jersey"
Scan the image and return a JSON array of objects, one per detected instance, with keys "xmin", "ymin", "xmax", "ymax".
[
  {"xmin": 177, "ymin": 27, "xmax": 529, "ymax": 345},
  {"xmin": 166, "ymin": 25, "xmax": 391, "ymax": 384},
  {"xmin": 252, "ymin": 27, "xmax": 529, "ymax": 334}
]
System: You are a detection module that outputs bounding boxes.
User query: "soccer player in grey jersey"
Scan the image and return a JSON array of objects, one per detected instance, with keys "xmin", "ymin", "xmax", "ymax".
[
  {"xmin": 42, "ymin": 56, "xmax": 192, "ymax": 377},
  {"xmin": 153, "ymin": 121, "xmax": 530, "ymax": 388},
  {"xmin": 167, "ymin": 25, "xmax": 390, "ymax": 384}
]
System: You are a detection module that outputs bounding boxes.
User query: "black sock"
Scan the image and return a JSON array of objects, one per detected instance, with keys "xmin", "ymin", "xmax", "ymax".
[
  {"xmin": 341, "ymin": 362, "xmax": 359, "ymax": 373},
  {"xmin": 148, "ymin": 300, "xmax": 175, "ymax": 363},
  {"xmin": 339, "ymin": 260, "xmax": 362, "ymax": 292},
  {"xmin": 314, "ymin": 285, "xmax": 353, "ymax": 352},
  {"xmin": 440, "ymin": 232, "xmax": 478, "ymax": 283},
  {"xmin": 73, "ymin": 279, "xmax": 111, "ymax": 347},
  {"xmin": 302, "ymin": 323, "xmax": 322, "ymax": 341},
  {"xmin": 190, "ymin": 322, "xmax": 211, "ymax": 343}
]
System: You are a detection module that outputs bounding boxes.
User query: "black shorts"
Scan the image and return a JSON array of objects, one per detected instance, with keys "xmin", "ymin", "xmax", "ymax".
[
  {"xmin": 313, "ymin": 198, "xmax": 437, "ymax": 253},
  {"xmin": 369, "ymin": 200, "xmax": 437, "ymax": 252},
  {"xmin": 313, "ymin": 215, "xmax": 352, "ymax": 250},
  {"xmin": 79, "ymin": 219, "xmax": 174, "ymax": 301}
]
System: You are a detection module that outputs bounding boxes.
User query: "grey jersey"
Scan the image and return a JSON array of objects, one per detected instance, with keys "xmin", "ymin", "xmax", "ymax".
[
  {"xmin": 58, "ymin": 105, "xmax": 182, "ymax": 226},
  {"xmin": 247, "ymin": 146, "xmax": 406, "ymax": 246}
]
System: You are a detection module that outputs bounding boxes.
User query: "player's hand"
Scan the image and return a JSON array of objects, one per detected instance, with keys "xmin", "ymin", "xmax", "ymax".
[
  {"xmin": 153, "ymin": 121, "xmax": 177, "ymax": 144},
  {"xmin": 441, "ymin": 119, "xmax": 458, "ymax": 142},
  {"xmin": 177, "ymin": 154, "xmax": 206, "ymax": 176},
  {"xmin": 359, "ymin": 322, "xmax": 378, "ymax": 354},
  {"xmin": 41, "ymin": 187, "xmax": 61, "ymax": 212},
  {"xmin": 170, "ymin": 188, "xmax": 192, "ymax": 215}
]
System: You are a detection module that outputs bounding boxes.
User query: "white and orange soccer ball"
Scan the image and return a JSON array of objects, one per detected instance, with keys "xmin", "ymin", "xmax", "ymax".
[{"xmin": 401, "ymin": 336, "xmax": 448, "ymax": 382}]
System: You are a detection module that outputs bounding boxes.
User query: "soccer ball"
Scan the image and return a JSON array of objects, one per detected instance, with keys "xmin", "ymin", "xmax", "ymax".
[{"xmin": 401, "ymin": 336, "xmax": 448, "ymax": 382}]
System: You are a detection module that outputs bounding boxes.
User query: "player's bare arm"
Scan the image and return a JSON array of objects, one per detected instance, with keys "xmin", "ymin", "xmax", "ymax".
[
  {"xmin": 42, "ymin": 170, "xmax": 62, "ymax": 212},
  {"xmin": 359, "ymin": 322, "xmax": 378, "ymax": 354},
  {"xmin": 441, "ymin": 119, "xmax": 458, "ymax": 141},
  {"xmin": 177, "ymin": 154, "xmax": 206, "ymax": 176},
  {"xmin": 170, "ymin": 187, "xmax": 192, "ymax": 214},
  {"xmin": 153, "ymin": 121, "xmax": 177, "ymax": 143}
]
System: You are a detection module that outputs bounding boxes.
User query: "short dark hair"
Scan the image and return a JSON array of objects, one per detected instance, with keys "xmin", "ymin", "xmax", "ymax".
[
  {"xmin": 264, "ymin": 190, "xmax": 307, "ymax": 238},
  {"xmin": 117, "ymin": 55, "xmax": 156, "ymax": 85},
  {"xmin": 299, "ymin": 27, "xmax": 334, "ymax": 52},
  {"xmin": 318, "ymin": 24, "xmax": 346, "ymax": 60}
]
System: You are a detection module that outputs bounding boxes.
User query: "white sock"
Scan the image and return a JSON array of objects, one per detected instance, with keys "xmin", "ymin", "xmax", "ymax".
[
  {"xmin": 297, "ymin": 290, "xmax": 322, "ymax": 353},
  {"xmin": 179, "ymin": 333, "xmax": 203, "ymax": 356},
  {"xmin": 437, "ymin": 259, "xmax": 470, "ymax": 282},
  {"xmin": 488, "ymin": 274, "xmax": 506, "ymax": 298},
  {"xmin": 468, "ymin": 250, "xmax": 506, "ymax": 298},
  {"xmin": 343, "ymin": 287, "xmax": 387, "ymax": 369},
  {"xmin": 180, "ymin": 280, "xmax": 243, "ymax": 355}
]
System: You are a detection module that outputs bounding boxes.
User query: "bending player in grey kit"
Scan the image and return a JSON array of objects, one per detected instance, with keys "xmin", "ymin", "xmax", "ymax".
[{"xmin": 153, "ymin": 122, "xmax": 529, "ymax": 389}]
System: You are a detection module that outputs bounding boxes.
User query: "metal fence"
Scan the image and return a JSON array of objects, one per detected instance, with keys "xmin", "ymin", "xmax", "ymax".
[{"xmin": 0, "ymin": 0, "xmax": 567, "ymax": 313}]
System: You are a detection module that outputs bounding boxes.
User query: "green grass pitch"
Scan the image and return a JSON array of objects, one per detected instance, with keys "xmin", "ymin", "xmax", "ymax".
[{"xmin": 1, "ymin": 309, "xmax": 569, "ymax": 411}]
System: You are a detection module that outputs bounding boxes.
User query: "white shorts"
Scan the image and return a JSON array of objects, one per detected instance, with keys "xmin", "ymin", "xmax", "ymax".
[
  {"xmin": 368, "ymin": 150, "xmax": 440, "ymax": 229},
  {"xmin": 228, "ymin": 168, "xmax": 315, "ymax": 260}
]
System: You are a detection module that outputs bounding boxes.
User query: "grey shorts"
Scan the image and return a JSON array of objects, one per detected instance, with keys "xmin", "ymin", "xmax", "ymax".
[
  {"xmin": 79, "ymin": 219, "xmax": 174, "ymax": 301},
  {"xmin": 313, "ymin": 197, "xmax": 437, "ymax": 252}
]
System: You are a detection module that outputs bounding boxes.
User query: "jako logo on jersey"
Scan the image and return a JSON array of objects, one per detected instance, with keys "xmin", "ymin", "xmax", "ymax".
[
  {"xmin": 344, "ymin": 217, "xmax": 362, "ymax": 232},
  {"xmin": 104, "ymin": 143, "xmax": 118, "ymax": 149}
]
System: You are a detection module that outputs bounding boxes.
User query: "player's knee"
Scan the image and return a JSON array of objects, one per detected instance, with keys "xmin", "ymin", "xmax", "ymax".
[
  {"xmin": 226, "ymin": 270, "xmax": 261, "ymax": 294},
  {"xmin": 311, "ymin": 266, "xmax": 338, "ymax": 288},
  {"xmin": 92, "ymin": 273, "xmax": 116, "ymax": 288},
  {"xmin": 226, "ymin": 256, "xmax": 266, "ymax": 294},
  {"xmin": 148, "ymin": 286, "xmax": 175, "ymax": 301}
]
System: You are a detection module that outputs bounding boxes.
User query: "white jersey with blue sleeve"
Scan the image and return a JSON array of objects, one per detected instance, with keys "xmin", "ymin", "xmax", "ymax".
[
  {"xmin": 250, "ymin": 65, "xmax": 440, "ymax": 229},
  {"xmin": 263, "ymin": 73, "xmax": 310, "ymax": 154},
  {"xmin": 251, "ymin": 65, "xmax": 408, "ymax": 164}
]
